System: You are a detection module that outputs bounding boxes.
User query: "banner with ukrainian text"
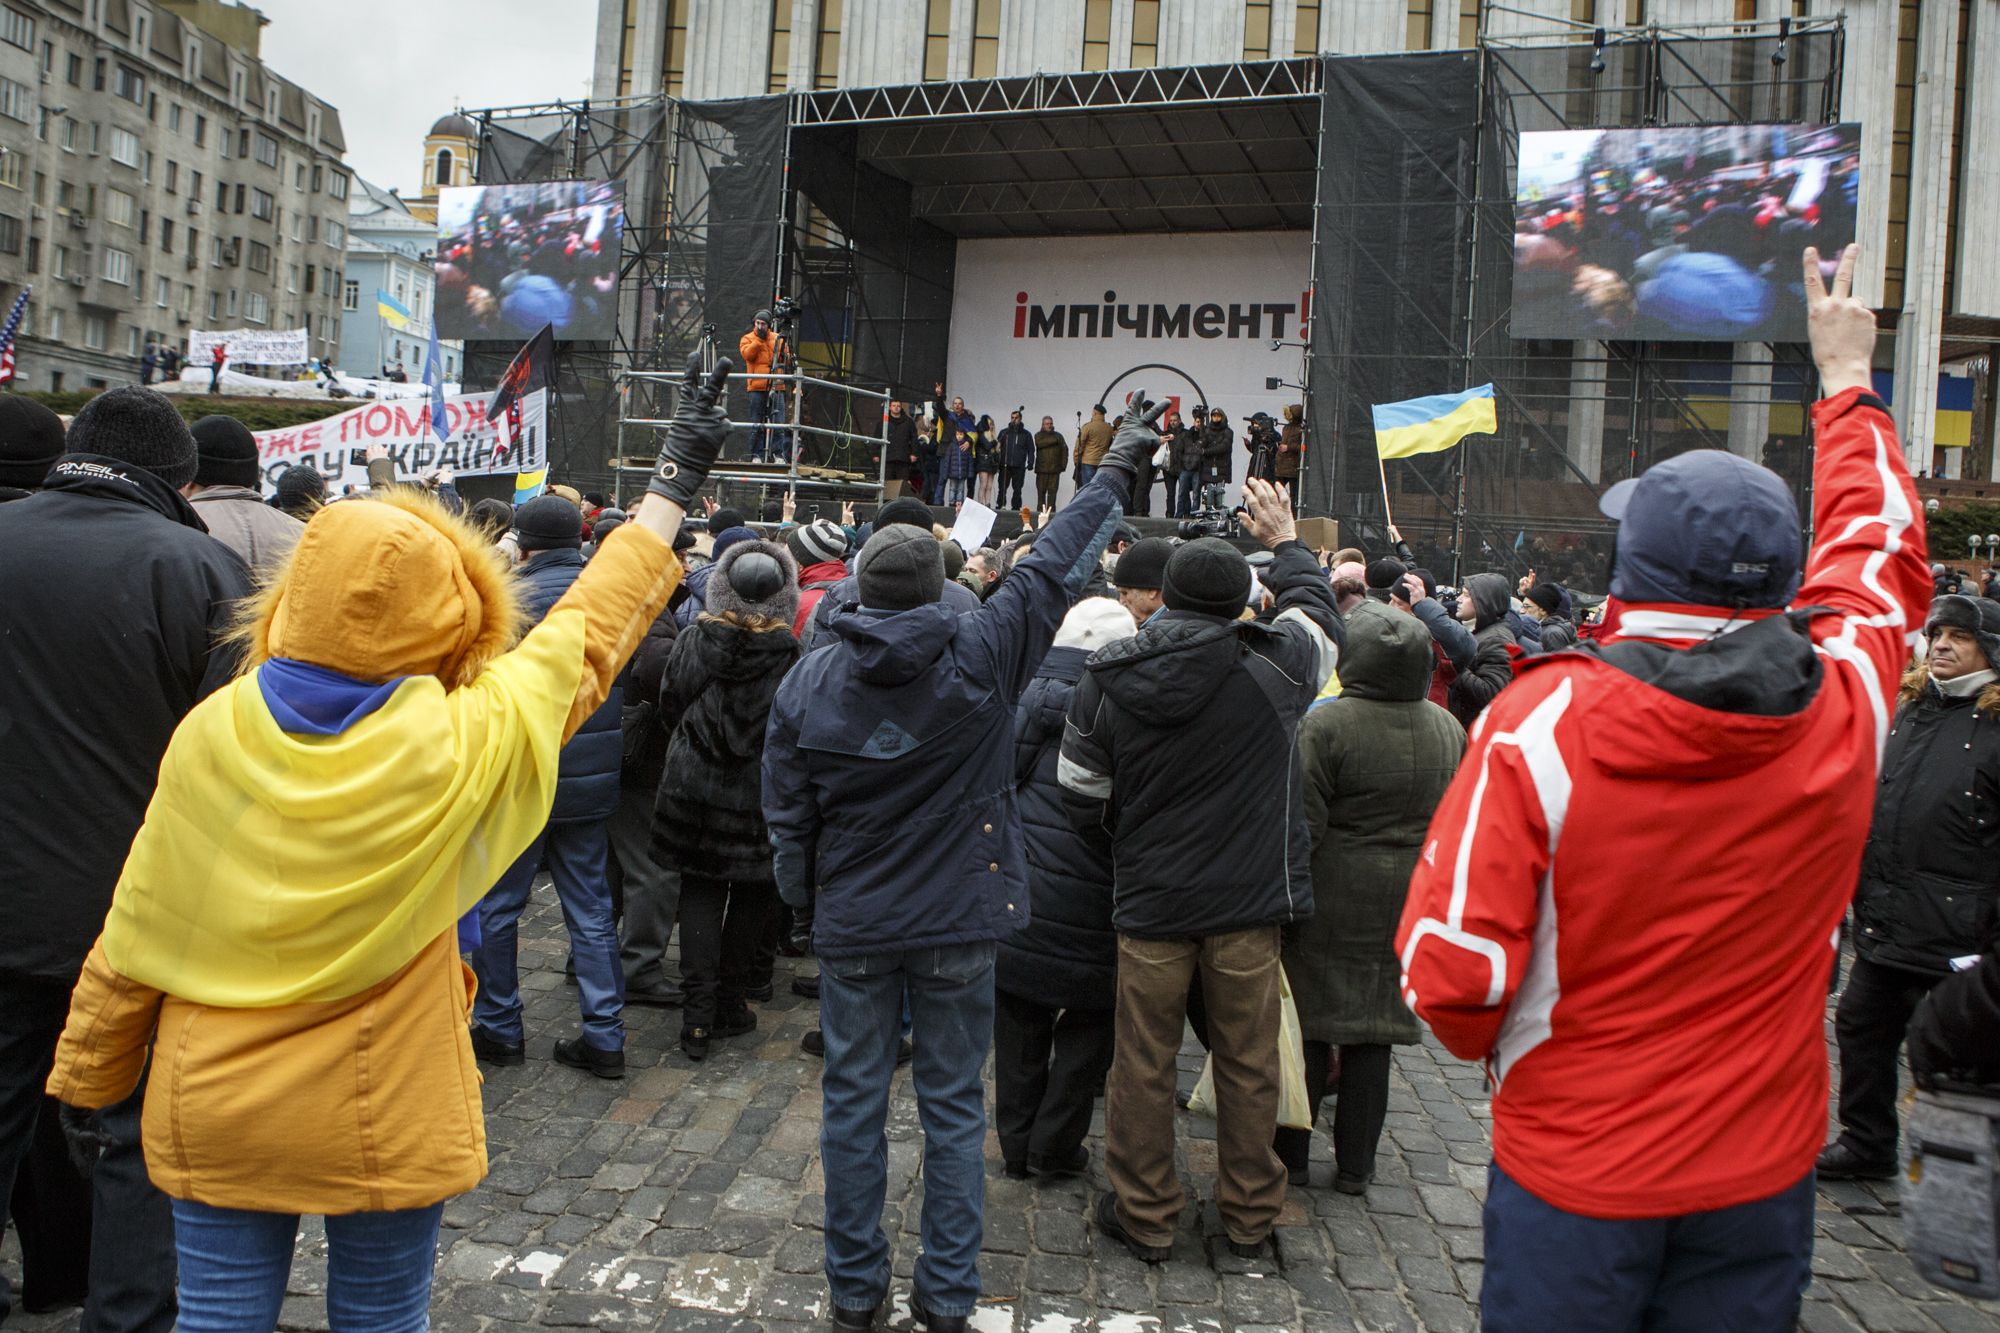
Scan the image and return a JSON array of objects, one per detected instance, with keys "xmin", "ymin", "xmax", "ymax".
[
  {"xmin": 251, "ymin": 388, "xmax": 547, "ymax": 492},
  {"xmin": 189, "ymin": 328, "xmax": 311, "ymax": 366}
]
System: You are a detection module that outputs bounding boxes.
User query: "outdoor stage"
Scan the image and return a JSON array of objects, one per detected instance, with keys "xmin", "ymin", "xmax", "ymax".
[{"xmin": 460, "ymin": 22, "xmax": 1854, "ymax": 588}]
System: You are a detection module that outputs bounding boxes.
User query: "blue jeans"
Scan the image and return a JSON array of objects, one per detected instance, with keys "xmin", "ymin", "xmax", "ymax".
[
  {"xmin": 819, "ymin": 942, "xmax": 996, "ymax": 1317},
  {"xmin": 473, "ymin": 819, "xmax": 624, "ymax": 1050},
  {"xmin": 1174, "ymin": 470, "xmax": 1201, "ymax": 516},
  {"xmin": 171, "ymin": 1199, "xmax": 441, "ymax": 1333},
  {"xmin": 1077, "ymin": 464, "xmax": 1097, "ymax": 488},
  {"xmin": 1481, "ymin": 1164, "xmax": 1814, "ymax": 1333},
  {"xmin": 943, "ymin": 476, "xmax": 967, "ymax": 506},
  {"xmin": 748, "ymin": 390, "xmax": 787, "ymax": 462}
]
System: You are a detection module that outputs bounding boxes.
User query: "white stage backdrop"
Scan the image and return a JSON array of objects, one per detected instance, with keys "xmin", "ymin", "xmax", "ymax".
[{"xmin": 944, "ymin": 233, "xmax": 1312, "ymax": 512}]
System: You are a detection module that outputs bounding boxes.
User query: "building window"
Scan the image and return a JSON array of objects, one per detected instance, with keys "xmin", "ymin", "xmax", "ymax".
[
  {"xmin": 165, "ymin": 161, "xmax": 178, "ymax": 193},
  {"xmin": 311, "ymin": 164, "xmax": 322, "ymax": 191},
  {"xmin": 664, "ymin": 0, "xmax": 689, "ymax": 96},
  {"xmin": 181, "ymin": 283, "xmax": 194, "ymax": 313},
  {"xmin": 971, "ymin": 0, "xmax": 999, "ymax": 77},
  {"xmin": 0, "ymin": 151, "xmax": 19, "ymax": 190},
  {"xmin": 155, "ymin": 274, "xmax": 169, "ymax": 306},
  {"xmin": 287, "ymin": 263, "xmax": 298, "ymax": 293},
  {"xmin": 102, "ymin": 248, "xmax": 133, "ymax": 284},
  {"xmin": 127, "ymin": 326, "xmax": 140, "ymax": 356},
  {"xmin": 1296, "ymin": 0, "xmax": 1321, "ymax": 50},
  {"xmin": 59, "ymin": 117, "xmax": 75, "ymax": 152},
  {"xmin": 168, "ymin": 102, "xmax": 182, "ymax": 132},
  {"xmin": 1082, "ymin": 0, "xmax": 1110, "ymax": 69},
  {"xmin": 247, "ymin": 239, "xmax": 270, "ymax": 272},
  {"xmin": 160, "ymin": 218, "xmax": 173, "ymax": 252},
  {"xmin": 234, "ymin": 183, "xmax": 246, "ymax": 214},
  {"xmin": 219, "ymin": 127, "xmax": 232, "ymax": 157},
  {"xmin": 813, "ymin": 0, "xmax": 841, "ymax": 90},
  {"xmin": 294, "ymin": 162, "xmax": 304, "ymax": 191},
  {"xmin": 0, "ymin": 75, "xmax": 30, "ymax": 122},
  {"xmin": 45, "ymin": 306, "xmax": 62, "ymax": 340},
  {"xmin": 255, "ymin": 133, "xmax": 278, "ymax": 168},
  {"xmin": 93, "ymin": 57, "xmax": 104, "ymax": 91},
  {"xmin": 0, "ymin": 213, "xmax": 20, "ymax": 254},
  {"xmin": 26, "ymin": 235, "xmax": 38, "ymax": 271},
  {"xmin": 65, "ymin": 52, "xmax": 79, "ymax": 85},
  {"xmin": 768, "ymin": 0, "xmax": 792, "ymax": 92},
  {"xmin": 922, "ymin": 0, "xmax": 948, "ymax": 80},
  {"xmin": 304, "ymin": 263, "xmax": 315, "ymax": 293},
  {"xmin": 250, "ymin": 188, "xmax": 274, "ymax": 220},
  {"xmin": 115, "ymin": 66, "xmax": 143, "ymax": 103},
  {"xmin": 52, "ymin": 244, "xmax": 67, "ymax": 278},
  {"xmin": 325, "ymin": 220, "xmax": 345, "ymax": 249},
  {"xmin": 83, "ymin": 314, "xmax": 107, "ymax": 349},
  {"xmin": 343, "ymin": 279, "xmax": 359, "ymax": 311},
  {"xmin": 227, "ymin": 288, "xmax": 237, "ymax": 317},
  {"xmin": 0, "ymin": 9, "xmax": 32, "ymax": 51},
  {"xmin": 1458, "ymin": 0, "xmax": 1480, "ymax": 47},
  {"xmin": 105, "ymin": 187, "xmax": 135, "ymax": 226},
  {"xmin": 434, "ymin": 148, "xmax": 452, "ymax": 189},
  {"xmin": 246, "ymin": 292, "xmax": 268, "ymax": 324},
  {"xmin": 109, "ymin": 127, "xmax": 140, "ymax": 167},
  {"xmin": 1132, "ymin": 0, "xmax": 1161, "ymax": 64},
  {"xmin": 1244, "ymin": 0, "xmax": 1273, "ymax": 58},
  {"xmin": 194, "ymin": 114, "xmax": 206, "ymax": 148},
  {"xmin": 207, "ymin": 291, "xmax": 220, "ymax": 320},
  {"xmin": 327, "ymin": 172, "xmax": 347, "ymax": 201}
]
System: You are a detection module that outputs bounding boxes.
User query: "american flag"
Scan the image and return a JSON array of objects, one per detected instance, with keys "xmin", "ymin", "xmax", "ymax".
[{"xmin": 0, "ymin": 286, "xmax": 29, "ymax": 386}]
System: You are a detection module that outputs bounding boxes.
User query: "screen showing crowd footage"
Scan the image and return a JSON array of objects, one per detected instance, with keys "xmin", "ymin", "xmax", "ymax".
[
  {"xmin": 434, "ymin": 181, "xmax": 624, "ymax": 341},
  {"xmin": 1510, "ymin": 124, "xmax": 1862, "ymax": 343}
]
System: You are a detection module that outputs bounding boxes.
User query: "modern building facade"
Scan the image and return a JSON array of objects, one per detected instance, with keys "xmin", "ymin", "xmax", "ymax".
[
  {"xmin": 0, "ymin": 0, "xmax": 352, "ymax": 393},
  {"xmin": 337, "ymin": 168, "xmax": 461, "ymax": 384},
  {"xmin": 591, "ymin": 0, "xmax": 2000, "ymax": 478}
]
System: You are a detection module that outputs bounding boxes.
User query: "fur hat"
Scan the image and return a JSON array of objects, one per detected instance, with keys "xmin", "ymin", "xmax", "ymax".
[
  {"xmin": 706, "ymin": 536, "xmax": 800, "ymax": 627},
  {"xmin": 1926, "ymin": 594, "xmax": 2000, "ymax": 674},
  {"xmin": 232, "ymin": 488, "xmax": 524, "ymax": 690},
  {"xmin": 1161, "ymin": 538, "xmax": 1251, "ymax": 618},
  {"xmin": 0, "ymin": 395, "xmax": 66, "ymax": 488},
  {"xmin": 192, "ymin": 415, "xmax": 261, "ymax": 489},
  {"xmin": 65, "ymin": 386, "xmax": 198, "ymax": 489}
]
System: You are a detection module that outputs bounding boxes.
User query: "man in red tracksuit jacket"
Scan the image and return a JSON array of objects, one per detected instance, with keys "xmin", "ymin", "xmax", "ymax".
[{"xmin": 1395, "ymin": 245, "xmax": 1930, "ymax": 1331}]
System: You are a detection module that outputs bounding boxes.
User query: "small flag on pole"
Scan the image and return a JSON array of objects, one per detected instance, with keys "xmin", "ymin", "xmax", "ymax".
[
  {"xmin": 1372, "ymin": 383, "xmax": 1497, "ymax": 459},
  {"xmin": 424, "ymin": 320, "xmax": 450, "ymax": 443},
  {"xmin": 512, "ymin": 467, "xmax": 548, "ymax": 504},
  {"xmin": 0, "ymin": 286, "xmax": 32, "ymax": 385},
  {"xmin": 486, "ymin": 323, "xmax": 556, "ymax": 424},
  {"xmin": 376, "ymin": 289, "xmax": 415, "ymax": 330}
]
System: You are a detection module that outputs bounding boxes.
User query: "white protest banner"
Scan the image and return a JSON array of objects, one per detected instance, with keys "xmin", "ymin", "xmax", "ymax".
[
  {"xmin": 945, "ymin": 233, "xmax": 1311, "ymax": 510},
  {"xmin": 252, "ymin": 388, "xmax": 547, "ymax": 492},
  {"xmin": 947, "ymin": 497, "xmax": 996, "ymax": 552},
  {"xmin": 189, "ymin": 328, "xmax": 311, "ymax": 366}
]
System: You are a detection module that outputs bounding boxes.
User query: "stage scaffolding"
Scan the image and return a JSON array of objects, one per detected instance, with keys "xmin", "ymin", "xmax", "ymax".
[{"xmin": 458, "ymin": 27, "xmax": 1849, "ymax": 587}]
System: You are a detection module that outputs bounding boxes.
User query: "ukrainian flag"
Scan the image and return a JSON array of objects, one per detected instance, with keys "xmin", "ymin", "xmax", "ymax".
[
  {"xmin": 1373, "ymin": 384, "xmax": 1497, "ymax": 459},
  {"xmin": 377, "ymin": 289, "xmax": 414, "ymax": 331},
  {"xmin": 513, "ymin": 468, "xmax": 547, "ymax": 504}
]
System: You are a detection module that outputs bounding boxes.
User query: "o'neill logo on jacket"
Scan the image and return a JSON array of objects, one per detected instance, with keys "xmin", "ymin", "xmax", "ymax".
[{"xmin": 1013, "ymin": 290, "xmax": 1311, "ymax": 341}]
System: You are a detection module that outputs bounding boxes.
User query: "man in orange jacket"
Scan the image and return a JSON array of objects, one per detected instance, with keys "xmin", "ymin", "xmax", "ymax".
[
  {"xmin": 1395, "ymin": 245, "xmax": 1929, "ymax": 1331},
  {"xmin": 740, "ymin": 311, "xmax": 788, "ymax": 463}
]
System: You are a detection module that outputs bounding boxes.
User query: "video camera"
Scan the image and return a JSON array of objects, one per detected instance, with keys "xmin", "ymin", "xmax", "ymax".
[
  {"xmin": 1178, "ymin": 484, "xmax": 1245, "ymax": 540},
  {"xmin": 769, "ymin": 295, "xmax": 800, "ymax": 331}
]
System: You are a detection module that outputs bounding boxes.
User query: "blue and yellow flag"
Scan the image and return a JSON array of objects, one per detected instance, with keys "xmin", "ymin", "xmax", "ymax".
[
  {"xmin": 1373, "ymin": 384, "xmax": 1497, "ymax": 459},
  {"xmin": 377, "ymin": 289, "xmax": 414, "ymax": 331},
  {"xmin": 513, "ymin": 467, "xmax": 548, "ymax": 504}
]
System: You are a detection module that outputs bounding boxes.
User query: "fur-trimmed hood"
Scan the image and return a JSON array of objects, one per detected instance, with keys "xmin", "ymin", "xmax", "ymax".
[
  {"xmin": 1899, "ymin": 661, "xmax": 2000, "ymax": 714},
  {"xmin": 703, "ymin": 536, "xmax": 800, "ymax": 628},
  {"xmin": 231, "ymin": 488, "xmax": 525, "ymax": 691}
]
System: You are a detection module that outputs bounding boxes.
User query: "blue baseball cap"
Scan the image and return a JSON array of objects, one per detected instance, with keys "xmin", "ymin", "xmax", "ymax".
[{"xmin": 1599, "ymin": 450, "xmax": 1802, "ymax": 609}]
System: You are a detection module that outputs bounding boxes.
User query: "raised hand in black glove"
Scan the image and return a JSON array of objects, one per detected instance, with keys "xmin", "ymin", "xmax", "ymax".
[
  {"xmin": 648, "ymin": 353, "xmax": 734, "ymax": 510},
  {"xmin": 59, "ymin": 1102, "xmax": 110, "ymax": 1179},
  {"xmin": 1098, "ymin": 387, "xmax": 1172, "ymax": 477}
]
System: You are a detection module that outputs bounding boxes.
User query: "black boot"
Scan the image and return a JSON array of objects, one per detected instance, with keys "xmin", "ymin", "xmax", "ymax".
[
  {"xmin": 681, "ymin": 1027, "xmax": 712, "ymax": 1061},
  {"xmin": 910, "ymin": 1293, "xmax": 967, "ymax": 1333},
  {"xmin": 469, "ymin": 1025, "xmax": 524, "ymax": 1066},
  {"xmin": 552, "ymin": 1036, "xmax": 624, "ymax": 1079},
  {"xmin": 1816, "ymin": 1141, "xmax": 1896, "ymax": 1180}
]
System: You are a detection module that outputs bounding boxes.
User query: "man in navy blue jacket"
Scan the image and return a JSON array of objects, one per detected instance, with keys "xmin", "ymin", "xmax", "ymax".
[
  {"xmin": 763, "ymin": 391, "xmax": 1168, "ymax": 1333},
  {"xmin": 470, "ymin": 493, "xmax": 629, "ymax": 1078}
]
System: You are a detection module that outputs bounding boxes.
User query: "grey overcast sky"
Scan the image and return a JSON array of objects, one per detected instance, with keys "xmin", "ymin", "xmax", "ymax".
[{"xmin": 258, "ymin": 0, "xmax": 598, "ymax": 198}]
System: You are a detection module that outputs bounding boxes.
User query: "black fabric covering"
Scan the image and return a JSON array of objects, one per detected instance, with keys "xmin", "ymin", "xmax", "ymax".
[
  {"xmin": 1306, "ymin": 53, "xmax": 1492, "ymax": 521},
  {"xmin": 683, "ymin": 98, "xmax": 790, "ymax": 433}
]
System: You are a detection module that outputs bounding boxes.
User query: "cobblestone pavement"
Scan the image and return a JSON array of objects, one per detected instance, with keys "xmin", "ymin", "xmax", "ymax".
[{"xmin": 7, "ymin": 882, "xmax": 2000, "ymax": 1333}]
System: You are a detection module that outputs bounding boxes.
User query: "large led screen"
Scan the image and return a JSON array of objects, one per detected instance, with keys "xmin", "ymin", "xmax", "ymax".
[
  {"xmin": 1510, "ymin": 124, "xmax": 1861, "ymax": 342},
  {"xmin": 435, "ymin": 181, "xmax": 624, "ymax": 340}
]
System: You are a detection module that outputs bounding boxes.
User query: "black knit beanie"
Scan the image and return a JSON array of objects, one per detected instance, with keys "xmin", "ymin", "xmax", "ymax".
[
  {"xmin": 875, "ymin": 496, "xmax": 935, "ymax": 532},
  {"xmin": 469, "ymin": 496, "xmax": 515, "ymax": 536},
  {"xmin": 0, "ymin": 395, "xmax": 67, "ymax": 488},
  {"xmin": 857, "ymin": 524, "xmax": 945, "ymax": 611},
  {"xmin": 514, "ymin": 494, "xmax": 583, "ymax": 551},
  {"xmin": 709, "ymin": 507, "xmax": 746, "ymax": 533},
  {"xmin": 191, "ymin": 414, "xmax": 261, "ymax": 489},
  {"xmin": 1365, "ymin": 557, "xmax": 1407, "ymax": 589},
  {"xmin": 1527, "ymin": 583, "xmax": 1565, "ymax": 615},
  {"xmin": 65, "ymin": 386, "xmax": 197, "ymax": 489},
  {"xmin": 274, "ymin": 464, "xmax": 326, "ymax": 517},
  {"xmin": 1161, "ymin": 538, "xmax": 1251, "ymax": 618},
  {"xmin": 1113, "ymin": 537, "xmax": 1174, "ymax": 591}
]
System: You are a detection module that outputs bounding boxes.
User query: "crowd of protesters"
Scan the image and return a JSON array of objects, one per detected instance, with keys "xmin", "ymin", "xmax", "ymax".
[{"xmin": 1, "ymin": 244, "xmax": 1997, "ymax": 1333}]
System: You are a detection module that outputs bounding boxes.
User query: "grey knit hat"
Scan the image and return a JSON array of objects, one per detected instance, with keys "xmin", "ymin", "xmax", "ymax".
[
  {"xmin": 65, "ymin": 386, "xmax": 198, "ymax": 488},
  {"xmin": 856, "ymin": 524, "xmax": 945, "ymax": 611},
  {"xmin": 707, "ymin": 536, "xmax": 800, "ymax": 627}
]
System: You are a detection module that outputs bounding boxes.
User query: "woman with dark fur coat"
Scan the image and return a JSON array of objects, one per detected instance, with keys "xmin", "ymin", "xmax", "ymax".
[{"xmin": 651, "ymin": 537, "xmax": 803, "ymax": 1060}]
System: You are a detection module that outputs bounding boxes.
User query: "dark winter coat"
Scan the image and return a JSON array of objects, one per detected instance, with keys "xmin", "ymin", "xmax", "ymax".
[
  {"xmin": 1536, "ymin": 613, "xmax": 1578, "ymax": 653},
  {"xmin": 0, "ymin": 456, "xmax": 252, "ymax": 981},
  {"xmin": 999, "ymin": 424, "xmax": 1036, "ymax": 470},
  {"xmin": 943, "ymin": 434, "xmax": 977, "ymax": 480},
  {"xmin": 1908, "ymin": 938, "xmax": 2000, "ymax": 1090},
  {"xmin": 620, "ymin": 590, "xmax": 688, "ymax": 793},
  {"xmin": 1276, "ymin": 421, "xmax": 1304, "ymax": 480},
  {"xmin": 1199, "ymin": 415, "xmax": 1234, "ymax": 483},
  {"xmin": 1287, "ymin": 602, "xmax": 1466, "ymax": 1045},
  {"xmin": 1446, "ymin": 572, "xmax": 1517, "ymax": 727},
  {"xmin": 884, "ymin": 412, "xmax": 921, "ymax": 465},
  {"xmin": 762, "ymin": 471, "xmax": 1129, "ymax": 960},
  {"xmin": 518, "ymin": 547, "xmax": 622, "ymax": 822},
  {"xmin": 1166, "ymin": 421, "xmax": 1202, "ymax": 474},
  {"xmin": 802, "ymin": 570, "xmax": 980, "ymax": 653},
  {"xmin": 1034, "ymin": 430, "xmax": 1068, "ymax": 476},
  {"xmin": 1853, "ymin": 669, "xmax": 2000, "ymax": 977},
  {"xmin": 997, "ymin": 645, "xmax": 1118, "ymax": 1010},
  {"xmin": 974, "ymin": 422, "xmax": 1001, "ymax": 474},
  {"xmin": 651, "ymin": 613, "xmax": 802, "ymax": 883},
  {"xmin": 1058, "ymin": 540, "xmax": 1343, "ymax": 940}
]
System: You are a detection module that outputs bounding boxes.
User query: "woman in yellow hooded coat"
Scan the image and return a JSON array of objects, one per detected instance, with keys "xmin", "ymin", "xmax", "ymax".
[{"xmin": 45, "ymin": 360, "xmax": 735, "ymax": 1331}]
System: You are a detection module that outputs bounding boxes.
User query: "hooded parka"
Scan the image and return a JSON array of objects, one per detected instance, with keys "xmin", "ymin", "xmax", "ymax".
[{"xmin": 1445, "ymin": 571, "xmax": 1517, "ymax": 726}]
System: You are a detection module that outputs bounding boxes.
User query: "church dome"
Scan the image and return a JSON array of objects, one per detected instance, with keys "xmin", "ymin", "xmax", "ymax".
[{"xmin": 428, "ymin": 113, "xmax": 475, "ymax": 140}]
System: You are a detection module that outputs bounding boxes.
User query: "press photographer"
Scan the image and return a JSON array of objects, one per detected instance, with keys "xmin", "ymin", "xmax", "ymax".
[{"xmin": 739, "ymin": 305, "xmax": 796, "ymax": 463}]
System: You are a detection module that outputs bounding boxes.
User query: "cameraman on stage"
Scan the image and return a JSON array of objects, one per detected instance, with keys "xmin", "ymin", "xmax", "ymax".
[{"xmin": 740, "ymin": 309, "xmax": 793, "ymax": 463}]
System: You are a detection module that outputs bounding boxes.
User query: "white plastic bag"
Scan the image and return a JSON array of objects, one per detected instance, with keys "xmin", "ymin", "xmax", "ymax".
[
  {"xmin": 1153, "ymin": 440, "xmax": 1173, "ymax": 468},
  {"xmin": 1185, "ymin": 964, "xmax": 1313, "ymax": 1131}
]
